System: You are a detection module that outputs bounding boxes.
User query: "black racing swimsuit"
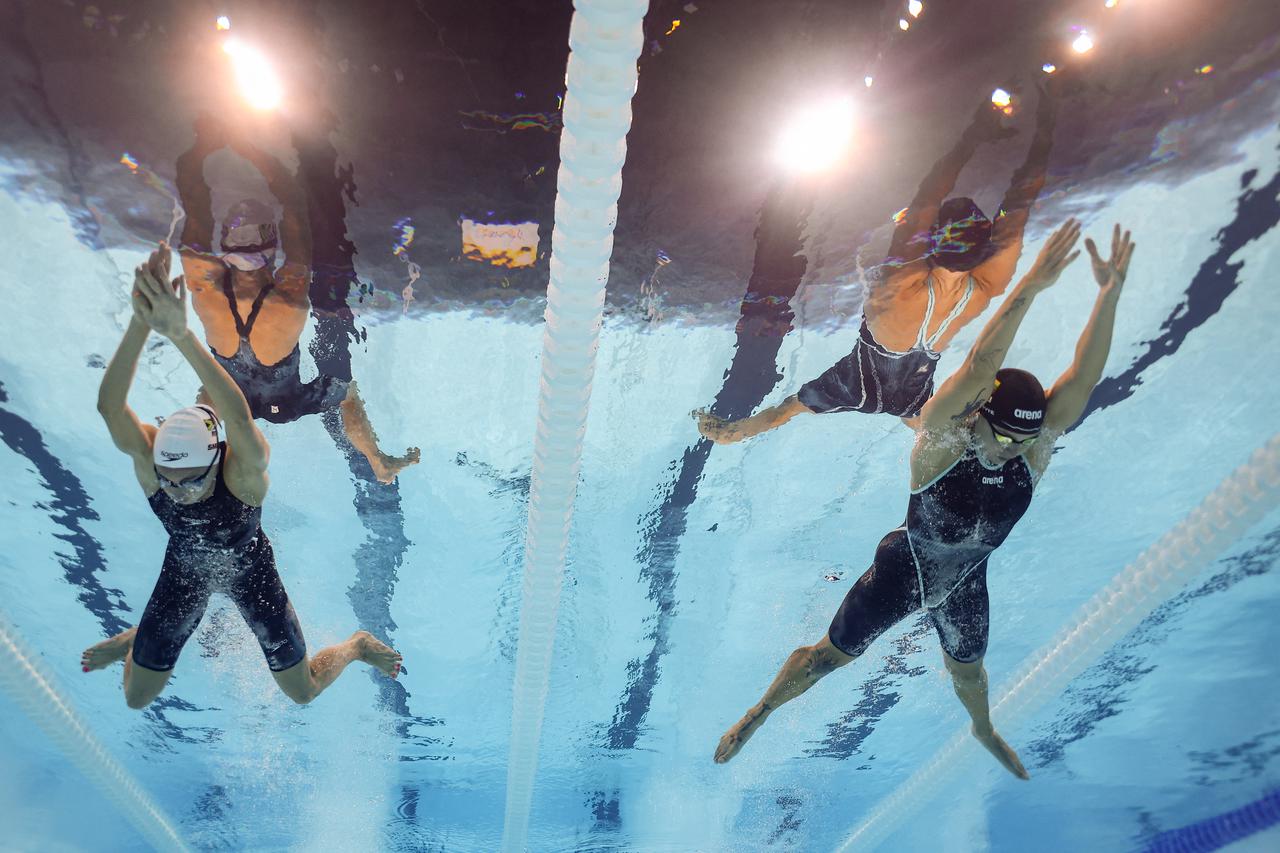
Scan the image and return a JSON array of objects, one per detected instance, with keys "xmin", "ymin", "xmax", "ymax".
[
  {"xmin": 130, "ymin": 467, "xmax": 306, "ymax": 673},
  {"xmin": 211, "ymin": 274, "xmax": 348, "ymax": 425},
  {"xmin": 797, "ymin": 277, "xmax": 975, "ymax": 419},
  {"xmin": 828, "ymin": 449, "xmax": 1035, "ymax": 663}
]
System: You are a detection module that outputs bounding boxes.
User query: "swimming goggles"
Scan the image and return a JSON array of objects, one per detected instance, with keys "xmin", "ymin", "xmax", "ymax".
[
  {"xmin": 990, "ymin": 425, "xmax": 1038, "ymax": 447},
  {"xmin": 155, "ymin": 444, "xmax": 223, "ymax": 490}
]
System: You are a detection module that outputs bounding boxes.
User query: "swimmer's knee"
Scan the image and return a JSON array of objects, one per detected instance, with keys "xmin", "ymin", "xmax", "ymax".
[
  {"xmin": 277, "ymin": 680, "xmax": 316, "ymax": 705},
  {"xmin": 805, "ymin": 640, "xmax": 854, "ymax": 676},
  {"xmin": 272, "ymin": 663, "xmax": 318, "ymax": 704},
  {"xmin": 125, "ymin": 693, "xmax": 153, "ymax": 710},
  {"xmin": 944, "ymin": 654, "xmax": 986, "ymax": 684},
  {"xmin": 124, "ymin": 683, "xmax": 161, "ymax": 710}
]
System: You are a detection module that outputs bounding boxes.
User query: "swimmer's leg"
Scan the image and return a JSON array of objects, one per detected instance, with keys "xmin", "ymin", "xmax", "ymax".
[
  {"xmin": 271, "ymin": 631, "xmax": 402, "ymax": 705},
  {"xmin": 81, "ymin": 626, "xmax": 136, "ymax": 672},
  {"xmin": 715, "ymin": 634, "xmax": 853, "ymax": 764},
  {"xmin": 339, "ymin": 380, "xmax": 420, "ymax": 485},
  {"xmin": 83, "ymin": 626, "xmax": 175, "ymax": 708},
  {"xmin": 122, "ymin": 653, "xmax": 175, "ymax": 710},
  {"xmin": 942, "ymin": 653, "xmax": 1029, "ymax": 780},
  {"xmin": 716, "ymin": 530, "xmax": 919, "ymax": 764}
]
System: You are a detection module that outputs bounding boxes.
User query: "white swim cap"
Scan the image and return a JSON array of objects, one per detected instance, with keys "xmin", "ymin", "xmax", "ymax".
[{"xmin": 153, "ymin": 406, "xmax": 222, "ymax": 467}]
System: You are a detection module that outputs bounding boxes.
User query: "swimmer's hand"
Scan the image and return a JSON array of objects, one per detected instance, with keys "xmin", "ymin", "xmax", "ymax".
[
  {"xmin": 963, "ymin": 98, "xmax": 1019, "ymax": 144},
  {"xmin": 694, "ymin": 408, "xmax": 744, "ymax": 445},
  {"xmin": 1020, "ymin": 219, "xmax": 1081, "ymax": 294},
  {"xmin": 1085, "ymin": 223, "xmax": 1135, "ymax": 296},
  {"xmin": 192, "ymin": 112, "xmax": 228, "ymax": 150},
  {"xmin": 133, "ymin": 242, "xmax": 189, "ymax": 341}
]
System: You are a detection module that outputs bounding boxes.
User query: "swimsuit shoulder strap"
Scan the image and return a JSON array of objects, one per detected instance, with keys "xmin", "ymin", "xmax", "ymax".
[
  {"xmin": 219, "ymin": 271, "xmax": 275, "ymax": 340},
  {"xmin": 240, "ymin": 279, "xmax": 275, "ymax": 337},
  {"xmin": 922, "ymin": 275, "xmax": 975, "ymax": 350},
  {"xmin": 915, "ymin": 275, "xmax": 938, "ymax": 349}
]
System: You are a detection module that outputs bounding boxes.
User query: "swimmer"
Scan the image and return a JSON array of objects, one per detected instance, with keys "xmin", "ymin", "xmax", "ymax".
[
  {"xmin": 175, "ymin": 114, "xmax": 419, "ymax": 484},
  {"xmin": 698, "ymin": 88, "xmax": 1057, "ymax": 443},
  {"xmin": 714, "ymin": 221, "xmax": 1135, "ymax": 778},
  {"xmin": 83, "ymin": 244, "xmax": 402, "ymax": 709}
]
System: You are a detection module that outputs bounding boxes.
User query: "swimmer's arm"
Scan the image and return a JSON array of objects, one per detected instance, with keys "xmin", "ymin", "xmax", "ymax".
[
  {"xmin": 170, "ymin": 329, "xmax": 269, "ymax": 471},
  {"xmin": 97, "ymin": 315, "xmax": 157, "ymax": 461},
  {"xmin": 975, "ymin": 88, "xmax": 1058, "ymax": 294},
  {"xmin": 175, "ymin": 134, "xmax": 218, "ymax": 255},
  {"xmin": 234, "ymin": 141, "xmax": 312, "ymax": 268},
  {"xmin": 694, "ymin": 395, "xmax": 812, "ymax": 445},
  {"xmin": 1042, "ymin": 283, "xmax": 1123, "ymax": 433},
  {"xmin": 886, "ymin": 101, "xmax": 1008, "ymax": 265},
  {"xmin": 134, "ymin": 259, "xmax": 271, "ymax": 472},
  {"xmin": 1043, "ymin": 225, "xmax": 1135, "ymax": 433},
  {"xmin": 921, "ymin": 220, "xmax": 1082, "ymax": 430}
]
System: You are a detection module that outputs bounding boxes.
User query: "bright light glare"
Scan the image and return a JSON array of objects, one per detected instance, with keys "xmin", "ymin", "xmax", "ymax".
[
  {"xmin": 864, "ymin": 75, "xmax": 874, "ymax": 87},
  {"xmin": 1072, "ymin": 32, "xmax": 1094, "ymax": 54},
  {"xmin": 216, "ymin": 16, "xmax": 231, "ymax": 31},
  {"xmin": 1104, "ymin": 0, "xmax": 1118, "ymax": 8},
  {"xmin": 775, "ymin": 98, "xmax": 855, "ymax": 175},
  {"xmin": 991, "ymin": 88, "xmax": 1012, "ymax": 108},
  {"xmin": 908, "ymin": 0, "xmax": 923, "ymax": 17},
  {"xmin": 899, "ymin": 18, "xmax": 910, "ymax": 31},
  {"xmin": 1042, "ymin": 63, "xmax": 1057, "ymax": 74},
  {"xmin": 222, "ymin": 39, "xmax": 283, "ymax": 111}
]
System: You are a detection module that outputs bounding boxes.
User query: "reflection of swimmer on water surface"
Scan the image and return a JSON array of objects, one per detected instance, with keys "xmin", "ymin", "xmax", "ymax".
[
  {"xmin": 714, "ymin": 221, "xmax": 1136, "ymax": 779},
  {"xmin": 697, "ymin": 87, "xmax": 1058, "ymax": 443},
  {"xmin": 83, "ymin": 244, "xmax": 402, "ymax": 709},
  {"xmin": 175, "ymin": 114, "xmax": 418, "ymax": 484}
]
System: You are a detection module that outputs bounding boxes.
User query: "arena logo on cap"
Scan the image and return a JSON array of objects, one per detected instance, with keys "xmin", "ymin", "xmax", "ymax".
[{"xmin": 1014, "ymin": 408, "xmax": 1043, "ymax": 420}]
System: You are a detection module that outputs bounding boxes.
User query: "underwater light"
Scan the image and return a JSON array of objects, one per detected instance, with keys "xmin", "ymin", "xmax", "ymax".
[
  {"xmin": 1072, "ymin": 31, "xmax": 1095, "ymax": 54},
  {"xmin": 775, "ymin": 97, "xmax": 855, "ymax": 174},
  {"xmin": 215, "ymin": 15, "xmax": 230, "ymax": 31},
  {"xmin": 1042, "ymin": 62, "xmax": 1058, "ymax": 74},
  {"xmin": 864, "ymin": 75, "xmax": 874, "ymax": 87},
  {"xmin": 899, "ymin": 18, "xmax": 910, "ymax": 31},
  {"xmin": 222, "ymin": 38, "xmax": 283, "ymax": 111},
  {"xmin": 908, "ymin": 0, "xmax": 923, "ymax": 17}
]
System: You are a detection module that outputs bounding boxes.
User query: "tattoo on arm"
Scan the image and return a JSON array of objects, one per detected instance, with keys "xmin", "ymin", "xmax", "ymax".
[
  {"xmin": 952, "ymin": 389, "xmax": 988, "ymax": 422},
  {"xmin": 973, "ymin": 347, "xmax": 1005, "ymax": 370},
  {"xmin": 1000, "ymin": 296, "xmax": 1028, "ymax": 317}
]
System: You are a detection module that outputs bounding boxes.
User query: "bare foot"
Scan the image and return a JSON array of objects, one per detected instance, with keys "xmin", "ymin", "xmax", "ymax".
[
  {"xmin": 714, "ymin": 704, "xmax": 769, "ymax": 764},
  {"xmin": 973, "ymin": 726, "xmax": 1030, "ymax": 780},
  {"xmin": 81, "ymin": 627, "xmax": 137, "ymax": 672},
  {"xmin": 370, "ymin": 447, "xmax": 421, "ymax": 484},
  {"xmin": 354, "ymin": 630, "xmax": 402, "ymax": 679}
]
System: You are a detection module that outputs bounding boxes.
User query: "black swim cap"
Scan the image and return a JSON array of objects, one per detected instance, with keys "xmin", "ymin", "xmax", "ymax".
[
  {"xmin": 931, "ymin": 197, "xmax": 994, "ymax": 271},
  {"xmin": 980, "ymin": 368, "xmax": 1046, "ymax": 434}
]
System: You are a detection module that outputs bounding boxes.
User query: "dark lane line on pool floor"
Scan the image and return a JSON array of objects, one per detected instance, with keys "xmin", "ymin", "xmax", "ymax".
[
  {"xmin": 1077, "ymin": 146, "xmax": 1280, "ymax": 427},
  {"xmin": 588, "ymin": 182, "xmax": 813, "ymax": 831}
]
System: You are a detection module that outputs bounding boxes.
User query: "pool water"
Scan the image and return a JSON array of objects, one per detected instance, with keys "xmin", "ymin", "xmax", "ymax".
[{"xmin": 1, "ymin": 2, "xmax": 1278, "ymax": 851}]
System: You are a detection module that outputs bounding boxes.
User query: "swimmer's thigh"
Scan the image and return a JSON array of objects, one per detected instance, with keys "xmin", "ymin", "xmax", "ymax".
[
  {"xmin": 828, "ymin": 530, "xmax": 921, "ymax": 657},
  {"xmin": 929, "ymin": 560, "xmax": 990, "ymax": 664},
  {"xmin": 131, "ymin": 550, "xmax": 213, "ymax": 672},
  {"xmin": 227, "ymin": 538, "xmax": 307, "ymax": 673}
]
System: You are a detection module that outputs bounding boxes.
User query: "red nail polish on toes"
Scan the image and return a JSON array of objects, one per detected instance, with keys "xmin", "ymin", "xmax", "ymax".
[{"xmin": 82, "ymin": 666, "xmax": 89, "ymax": 673}]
